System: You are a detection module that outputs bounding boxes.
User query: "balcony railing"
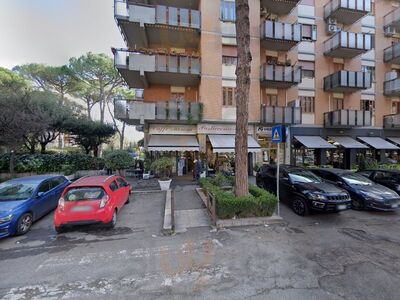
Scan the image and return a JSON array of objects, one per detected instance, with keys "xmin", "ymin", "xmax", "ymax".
[
  {"xmin": 324, "ymin": 109, "xmax": 373, "ymax": 127},
  {"xmin": 384, "ymin": 75, "xmax": 400, "ymax": 97},
  {"xmin": 261, "ymin": 105, "xmax": 302, "ymax": 125},
  {"xmin": 127, "ymin": 0, "xmax": 199, "ymax": 10},
  {"xmin": 324, "ymin": 71, "xmax": 372, "ymax": 92},
  {"xmin": 261, "ymin": 20, "xmax": 301, "ymax": 51},
  {"xmin": 384, "ymin": 7, "xmax": 400, "ymax": 31},
  {"xmin": 324, "ymin": 31, "xmax": 373, "ymax": 58},
  {"xmin": 260, "ymin": 0, "xmax": 301, "ymax": 16},
  {"xmin": 384, "ymin": 43, "xmax": 400, "ymax": 64},
  {"xmin": 261, "ymin": 64, "xmax": 302, "ymax": 88},
  {"xmin": 384, "ymin": 114, "xmax": 400, "ymax": 129},
  {"xmin": 324, "ymin": 0, "xmax": 371, "ymax": 24},
  {"xmin": 114, "ymin": 98, "xmax": 203, "ymax": 125}
]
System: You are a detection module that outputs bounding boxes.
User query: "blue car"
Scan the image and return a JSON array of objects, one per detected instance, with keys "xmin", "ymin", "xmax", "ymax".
[{"xmin": 0, "ymin": 175, "xmax": 70, "ymax": 238}]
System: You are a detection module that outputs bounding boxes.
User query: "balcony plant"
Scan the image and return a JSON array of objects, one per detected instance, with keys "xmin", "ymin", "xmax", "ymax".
[{"xmin": 151, "ymin": 157, "xmax": 174, "ymax": 190}]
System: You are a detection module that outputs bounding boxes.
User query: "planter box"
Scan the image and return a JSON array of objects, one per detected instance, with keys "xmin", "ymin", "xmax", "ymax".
[{"xmin": 195, "ymin": 187, "xmax": 284, "ymax": 228}]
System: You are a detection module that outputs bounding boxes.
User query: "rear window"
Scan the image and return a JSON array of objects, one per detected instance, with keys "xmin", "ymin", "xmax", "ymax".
[{"xmin": 64, "ymin": 187, "xmax": 105, "ymax": 201}]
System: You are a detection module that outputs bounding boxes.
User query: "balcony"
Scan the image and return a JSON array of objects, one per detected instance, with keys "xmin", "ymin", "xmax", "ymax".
[
  {"xmin": 324, "ymin": 0, "xmax": 371, "ymax": 25},
  {"xmin": 115, "ymin": 0, "xmax": 200, "ymax": 49},
  {"xmin": 384, "ymin": 73, "xmax": 400, "ymax": 97},
  {"xmin": 384, "ymin": 114, "xmax": 400, "ymax": 130},
  {"xmin": 261, "ymin": 20, "xmax": 301, "ymax": 51},
  {"xmin": 113, "ymin": 49, "xmax": 201, "ymax": 88},
  {"xmin": 260, "ymin": 0, "xmax": 301, "ymax": 16},
  {"xmin": 324, "ymin": 71, "xmax": 372, "ymax": 93},
  {"xmin": 132, "ymin": 0, "xmax": 199, "ymax": 9},
  {"xmin": 384, "ymin": 43, "xmax": 400, "ymax": 64},
  {"xmin": 324, "ymin": 31, "xmax": 373, "ymax": 58},
  {"xmin": 261, "ymin": 106, "xmax": 302, "ymax": 125},
  {"xmin": 324, "ymin": 110, "xmax": 373, "ymax": 128},
  {"xmin": 384, "ymin": 7, "xmax": 400, "ymax": 33},
  {"xmin": 114, "ymin": 98, "xmax": 203, "ymax": 125},
  {"xmin": 260, "ymin": 64, "xmax": 302, "ymax": 89}
]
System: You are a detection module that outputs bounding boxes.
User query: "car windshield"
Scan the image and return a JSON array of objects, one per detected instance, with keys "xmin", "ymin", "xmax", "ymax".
[
  {"xmin": 65, "ymin": 187, "xmax": 105, "ymax": 201},
  {"xmin": 342, "ymin": 173, "xmax": 373, "ymax": 186},
  {"xmin": 288, "ymin": 170, "xmax": 322, "ymax": 184},
  {"xmin": 0, "ymin": 182, "xmax": 37, "ymax": 201}
]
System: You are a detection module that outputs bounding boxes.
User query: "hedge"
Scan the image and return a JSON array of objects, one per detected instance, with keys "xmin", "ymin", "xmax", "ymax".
[
  {"xmin": 0, "ymin": 153, "xmax": 105, "ymax": 175},
  {"xmin": 199, "ymin": 178, "xmax": 277, "ymax": 219}
]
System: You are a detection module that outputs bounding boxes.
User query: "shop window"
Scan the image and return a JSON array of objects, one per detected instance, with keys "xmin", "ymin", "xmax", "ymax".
[
  {"xmin": 220, "ymin": 0, "xmax": 236, "ymax": 22},
  {"xmin": 360, "ymin": 100, "xmax": 375, "ymax": 112},
  {"xmin": 300, "ymin": 96, "xmax": 315, "ymax": 113},
  {"xmin": 332, "ymin": 98, "xmax": 344, "ymax": 110},
  {"xmin": 222, "ymin": 56, "xmax": 237, "ymax": 66},
  {"xmin": 264, "ymin": 94, "xmax": 278, "ymax": 106},
  {"xmin": 223, "ymin": 87, "xmax": 236, "ymax": 106}
]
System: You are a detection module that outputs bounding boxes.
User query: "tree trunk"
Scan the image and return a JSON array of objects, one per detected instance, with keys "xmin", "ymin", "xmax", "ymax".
[
  {"xmin": 87, "ymin": 101, "xmax": 92, "ymax": 120},
  {"xmin": 93, "ymin": 147, "xmax": 99, "ymax": 157},
  {"xmin": 40, "ymin": 143, "xmax": 46, "ymax": 154},
  {"xmin": 9, "ymin": 149, "xmax": 16, "ymax": 178},
  {"xmin": 119, "ymin": 122, "xmax": 126, "ymax": 150},
  {"xmin": 234, "ymin": 0, "xmax": 252, "ymax": 197},
  {"xmin": 58, "ymin": 90, "xmax": 65, "ymax": 149}
]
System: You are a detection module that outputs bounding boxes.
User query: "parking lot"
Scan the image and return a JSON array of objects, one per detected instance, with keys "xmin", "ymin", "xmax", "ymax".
[{"xmin": 1, "ymin": 191, "xmax": 400, "ymax": 300}]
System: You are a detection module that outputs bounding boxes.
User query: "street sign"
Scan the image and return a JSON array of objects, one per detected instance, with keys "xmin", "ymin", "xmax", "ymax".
[{"xmin": 271, "ymin": 125, "xmax": 286, "ymax": 143}]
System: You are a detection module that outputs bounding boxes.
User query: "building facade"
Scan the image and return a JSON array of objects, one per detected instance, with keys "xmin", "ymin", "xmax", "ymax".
[{"xmin": 113, "ymin": 0, "xmax": 400, "ymax": 173}]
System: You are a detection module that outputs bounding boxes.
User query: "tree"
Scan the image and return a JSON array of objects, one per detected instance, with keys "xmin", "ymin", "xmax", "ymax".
[
  {"xmin": 65, "ymin": 118, "xmax": 116, "ymax": 157},
  {"xmin": 104, "ymin": 150, "xmax": 135, "ymax": 175},
  {"xmin": 72, "ymin": 82, "xmax": 100, "ymax": 121},
  {"xmin": 234, "ymin": 0, "xmax": 252, "ymax": 197},
  {"xmin": 69, "ymin": 53, "xmax": 124, "ymax": 124}
]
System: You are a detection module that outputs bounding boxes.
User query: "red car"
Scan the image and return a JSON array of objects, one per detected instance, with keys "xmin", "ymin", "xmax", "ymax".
[{"xmin": 54, "ymin": 175, "xmax": 131, "ymax": 232}]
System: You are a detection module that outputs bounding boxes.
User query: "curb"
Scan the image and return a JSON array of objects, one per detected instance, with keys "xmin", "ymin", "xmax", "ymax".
[
  {"xmin": 162, "ymin": 190, "xmax": 174, "ymax": 235},
  {"xmin": 132, "ymin": 189, "xmax": 162, "ymax": 194}
]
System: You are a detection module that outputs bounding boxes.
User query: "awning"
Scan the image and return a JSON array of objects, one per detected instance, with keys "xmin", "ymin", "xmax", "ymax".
[
  {"xmin": 294, "ymin": 136, "xmax": 336, "ymax": 149},
  {"xmin": 208, "ymin": 135, "xmax": 261, "ymax": 153},
  {"xmin": 358, "ymin": 137, "xmax": 400, "ymax": 150},
  {"xmin": 387, "ymin": 137, "xmax": 400, "ymax": 146},
  {"xmin": 148, "ymin": 135, "xmax": 200, "ymax": 151},
  {"xmin": 329, "ymin": 136, "xmax": 368, "ymax": 149}
]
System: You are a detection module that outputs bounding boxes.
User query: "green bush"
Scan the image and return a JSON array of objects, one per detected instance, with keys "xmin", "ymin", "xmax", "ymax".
[
  {"xmin": 200, "ymin": 177, "xmax": 277, "ymax": 219},
  {"xmin": 104, "ymin": 150, "xmax": 135, "ymax": 172},
  {"xmin": 151, "ymin": 157, "xmax": 174, "ymax": 180}
]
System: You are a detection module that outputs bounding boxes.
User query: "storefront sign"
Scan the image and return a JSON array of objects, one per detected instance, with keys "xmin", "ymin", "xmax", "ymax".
[
  {"xmin": 256, "ymin": 126, "xmax": 272, "ymax": 136},
  {"xmin": 197, "ymin": 123, "xmax": 253, "ymax": 135},
  {"xmin": 149, "ymin": 124, "xmax": 197, "ymax": 135}
]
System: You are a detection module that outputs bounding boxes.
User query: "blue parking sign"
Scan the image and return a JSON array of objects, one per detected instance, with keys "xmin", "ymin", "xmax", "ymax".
[{"xmin": 271, "ymin": 125, "xmax": 285, "ymax": 143}]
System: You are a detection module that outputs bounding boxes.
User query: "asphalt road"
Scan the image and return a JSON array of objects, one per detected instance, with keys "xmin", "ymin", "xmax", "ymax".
[{"xmin": 1, "ymin": 191, "xmax": 400, "ymax": 300}]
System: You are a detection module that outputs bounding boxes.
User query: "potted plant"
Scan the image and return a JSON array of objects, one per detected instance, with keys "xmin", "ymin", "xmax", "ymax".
[{"xmin": 151, "ymin": 157, "xmax": 174, "ymax": 190}]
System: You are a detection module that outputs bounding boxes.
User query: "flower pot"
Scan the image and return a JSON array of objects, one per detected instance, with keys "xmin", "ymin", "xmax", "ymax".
[{"xmin": 158, "ymin": 179, "xmax": 172, "ymax": 191}]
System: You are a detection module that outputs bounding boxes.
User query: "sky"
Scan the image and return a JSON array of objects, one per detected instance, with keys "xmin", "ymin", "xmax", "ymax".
[{"xmin": 0, "ymin": 0, "xmax": 143, "ymax": 143}]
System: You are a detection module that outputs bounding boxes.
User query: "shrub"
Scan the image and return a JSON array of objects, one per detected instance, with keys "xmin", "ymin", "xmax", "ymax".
[
  {"xmin": 104, "ymin": 150, "xmax": 135, "ymax": 173},
  {"xmin": 151, "ymin": 157, "xmax": 174, "ymax": 180}
]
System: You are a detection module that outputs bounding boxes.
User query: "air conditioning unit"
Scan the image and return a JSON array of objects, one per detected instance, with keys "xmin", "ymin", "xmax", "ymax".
[
  {"xmin": 385, "ymin": 26, "xmax": 396, "ymax": 37},
  {"xmin": 328, "ymin": 18, "xmax": 337, "ymax": 25},
  {"xmin": 327, "ymin": 24, "xmax": 338, "ymax": 34}
]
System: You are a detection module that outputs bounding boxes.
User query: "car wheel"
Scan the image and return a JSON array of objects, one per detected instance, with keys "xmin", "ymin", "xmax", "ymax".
[
  {"xmin": 292, "ymin": 198, "xmax": 309, "ymax": 216},
  {"xmin": 108, "ymin": 210, "xmax": 117, "ymax": 228},
  {"xmin": 352, "ymin": 197, "xmax": 365, "ymax": 211},
  {"xmin": 55, "ymin": 226, "xmax": 64, "ymax": 234},
  {"xmin": 16, "ymin": 213, "xmax": 33, "ymax": 235}
]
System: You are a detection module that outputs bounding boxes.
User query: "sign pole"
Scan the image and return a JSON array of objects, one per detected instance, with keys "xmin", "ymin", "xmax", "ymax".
[{"xmin": 276, "ymin": 142, "xmax": 280, "ymax": 216}]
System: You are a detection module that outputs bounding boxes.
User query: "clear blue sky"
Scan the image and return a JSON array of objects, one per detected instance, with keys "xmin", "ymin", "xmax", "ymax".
[{"xmin": 0, "ymin": 0, "xmax": 125, "ymax": 69}]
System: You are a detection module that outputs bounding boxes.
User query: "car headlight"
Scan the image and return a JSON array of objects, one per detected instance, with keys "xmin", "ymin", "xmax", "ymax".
[
  {"xmin": 0, "ymin": 214, "xmax": 13, "ymax": 224},
  {"xmin": 359, "ymin": 190, "xmax": 383, "ymax": 201},
  {"xmin": 307, "ymin": 192, "xmax": 327, "ymax": 201}
]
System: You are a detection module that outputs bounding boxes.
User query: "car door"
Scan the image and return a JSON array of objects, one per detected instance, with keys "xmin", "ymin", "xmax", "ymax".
[
  {"xmin": 109, "ymin": 180, "xmax": 122, "ymax": 210},
  {"xmin": 49, "ymin": 177, "xmax": 67, "ymax": 209},
  {"xmin": 33, "ymin": 180, "xmax": 54, "ymax": 219},
  {"xmin": 279, "ymin": 170, "xmax": 293, "ymax": 201},
  {"xmin": 372, "ymin": 171, "xmax": 396, "ymax": 190},
  {"xmin": 116, "ymin": 177, "xmax": 130, "ymax": 203}
]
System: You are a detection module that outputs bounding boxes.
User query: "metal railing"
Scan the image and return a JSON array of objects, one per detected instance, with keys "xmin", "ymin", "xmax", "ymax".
[
  {"xmin": 324, "ymin": 71, "xmax": 372, "ymax": 91},
  {"xmin": 261, "ymin": 105, "xmax": 302, "ymax": 125},
  {"xmin": 261, "ymin": 64, "xmax": 302, "ymax": 83},
  {"xmin": 324, "ymin": 31, "xmax": 373, "ymax": 54},
  {"xmin": 384, "ymin": 114, "xmax": 400, "ymax": 129},
  {"xmin": 384, "ymin": 43, "xmax": 400, "ymax": 62},
  {"xmin": 384, "ymin": 77, "xmax": 400, "ymax": 96},
  {"xmin": 324, "ymin": 0, "xmax": 371, "ymax": 19},
  {"xmin": 384, "ymin": 7, "xmax": 400, "ymax": 28},
  {"xmin": 261, "ymin": 20, "xmax": 301, "ymax": 42},
  {"xmin": 324, "ymin": 109, "xmax": 372, "ymax": 127}
]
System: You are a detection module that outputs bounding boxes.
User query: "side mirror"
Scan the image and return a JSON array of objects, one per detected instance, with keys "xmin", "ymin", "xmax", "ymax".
[
  {"xmin": 37, "ymin": 192, "xmax": 45, "ymax": 198},
  {"xmin": 336, "ymin": 181, "xmax": 343, "ymax": 186}
]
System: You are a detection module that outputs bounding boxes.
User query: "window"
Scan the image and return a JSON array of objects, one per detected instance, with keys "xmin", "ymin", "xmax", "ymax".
[
  {"xmin": 392, "ymin": 101, "xmax": 400, "ymax": 114},
  {"xmin": 65, "ymin": 188, "xmax": 106, "ymax": 202},
  {"xmin": 298, "ymin": 61, "xmax": 315, "ymax": 78},
  {"xmin": 360, "ymin": 100, "xmax": 375, "ymax": 112},
  {"xmin": 362, "ymin": 66, "xmax": 375, "ymax": 82},
  {"xmin": 117, "ymin": 178, "xmax": 128, "ymax": 188},
  {"xmin": 222, "ymin": 56, "xmax": 237, "ymax": 65},
  {"xmin": 109, "ymin": 181, "xmax": 119, "ymax": 192},
  {"xmin": 301, "ymin": 24, "xmax": 317, "ymax": 41},
  {"xmin": 264, "ymin": 94, "xmax": 278, "ymax": 106},
  {"xmin": 332, "ymin": 98, "xmax": 344, "ymax": 110},
  {"xmin": 50, "ymin": 177, "xmax": 66, "ymax": 189},
  {"xmin": 171, "ymin": 92, "xmax": 184, "ymax": 101},
  {"xmin": 220, "ymin": 0, "xmax": 236, "ymax": 22},
  {"xmin": 38, "ymin": 182, "xmax": 51, "ymax": 194},
  {"xmin": 223, "ymin": 87, "xmax": 235, "ymax": 106},
  {"xmin": 300, "ymin": 96, "xmax": 315, "ymax": 113}
]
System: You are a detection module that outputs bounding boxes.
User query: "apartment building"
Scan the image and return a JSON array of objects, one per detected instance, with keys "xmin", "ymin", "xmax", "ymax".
[{"xmin": 113, "ymin": 0, "xmax": 400, "ymax": 173}]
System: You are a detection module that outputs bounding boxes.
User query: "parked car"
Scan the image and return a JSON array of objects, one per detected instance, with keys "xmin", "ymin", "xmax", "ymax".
[
  {"xmin": 310, "ymin": 168, "xmax": 400, "ymax": 211},
  {"xmin": 54, "ymin": 175, "xmax": 131, "ymax": 232},
  {"xmin": 357, "ymin": 169, "xmax": 400, "ymax": 195},
  {"xmin": 256, "ymin": 165, "xmax": 351, "ymax": 216},
  {"xmin": 0, "ymin": 175, "xmax": 70, "ymax": 238}
]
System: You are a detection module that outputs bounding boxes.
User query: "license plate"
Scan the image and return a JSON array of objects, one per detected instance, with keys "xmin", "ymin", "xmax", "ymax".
[
  {"xmin": 337, "ymin": 204, "xmax": 347, "ymax": 210},
  {"xmin": 392, "ymin": 204, "xmax": 399, "ymax": 208},
  {"xmin": 71, "ymin": 206, "xmax": 92, "ymax": 212}
]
